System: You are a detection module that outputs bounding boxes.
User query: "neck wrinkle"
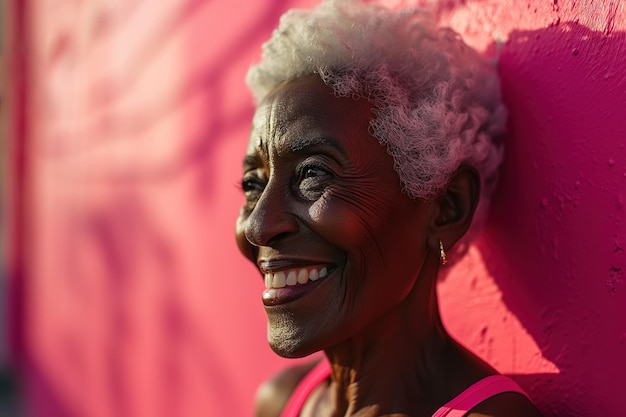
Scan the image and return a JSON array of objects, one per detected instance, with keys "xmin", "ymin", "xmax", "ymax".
[{"xmin": 322, "ymin": 254, "xmax": 452, "ymax": 416}]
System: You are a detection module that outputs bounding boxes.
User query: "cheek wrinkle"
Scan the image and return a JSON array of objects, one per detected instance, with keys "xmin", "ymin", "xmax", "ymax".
[{"xmin": 308, "ymin": 194, "xmax": 329, "ymax": 221}]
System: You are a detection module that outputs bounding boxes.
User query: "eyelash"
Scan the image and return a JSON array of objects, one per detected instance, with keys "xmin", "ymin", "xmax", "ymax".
[
  {"xmin": 298, "ymin": 164, "xmax": 328, "ymax": 180},
  {"xmin": 238, "ymin": 161, "xmax": 333, "ymax": 203},
  {"xmin": 240, "ymin": 176, "xmax": 264, "ymax": 193}
]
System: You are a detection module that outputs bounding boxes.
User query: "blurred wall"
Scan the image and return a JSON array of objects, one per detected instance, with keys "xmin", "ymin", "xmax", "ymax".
[{"xmin": 5, "ymin": 0, "xmax": 625, "ymax": 417}]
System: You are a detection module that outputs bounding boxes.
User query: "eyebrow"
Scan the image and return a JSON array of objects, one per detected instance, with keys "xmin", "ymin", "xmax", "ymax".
[
  {"xmin": 287, "ymin": 136, "xmax": 346, "ymax": 157},
  {"xmin": 243, "ymin": 154, "xmax": 260, "ymax": 170},
  {"xmin": 243, "ymin": 135, "xmax": 347, "ymax": 170}
]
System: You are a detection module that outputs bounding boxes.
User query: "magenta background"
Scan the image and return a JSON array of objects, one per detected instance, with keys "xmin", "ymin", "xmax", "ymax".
[{"xmin": 5, "ymin": 1, "xmax": 625, "ymax": 417}]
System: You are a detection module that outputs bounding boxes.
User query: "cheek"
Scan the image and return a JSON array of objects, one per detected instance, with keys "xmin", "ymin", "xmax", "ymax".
[
  {"xmin": 308, "ymin": 194, "xmax": 360, "ymax": 241},
  {"xmin": 308, "ymin": 183, "xmax": 396, "ymax": 260}
]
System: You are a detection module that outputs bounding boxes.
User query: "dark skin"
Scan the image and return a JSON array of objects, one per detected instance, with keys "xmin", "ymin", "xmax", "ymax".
[{"xmin": 236, "ymin": 75, "xmax": 543, "ymax": 417}]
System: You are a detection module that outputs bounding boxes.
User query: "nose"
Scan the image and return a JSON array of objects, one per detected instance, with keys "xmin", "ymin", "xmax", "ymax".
[{"xmin": 243, "ymin": 182, "xmax": 299, "ymax": 247}]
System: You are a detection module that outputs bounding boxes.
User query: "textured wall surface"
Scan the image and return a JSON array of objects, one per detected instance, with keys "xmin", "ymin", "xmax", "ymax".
[
  {"xmin": 433, "ymin": 1, "xmax": 626, "ymax": 415},
  {"xmin": 6, "ymin": 1, "xmax": 625, "ymax": 417}
]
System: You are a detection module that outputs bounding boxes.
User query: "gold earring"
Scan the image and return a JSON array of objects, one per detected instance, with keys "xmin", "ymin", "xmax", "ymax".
[{"xmin": 439, "ymin": 240, "xmax": 448, "ymax": 266}]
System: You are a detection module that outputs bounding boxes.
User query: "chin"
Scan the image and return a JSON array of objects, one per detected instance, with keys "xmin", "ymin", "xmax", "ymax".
[
  {"xmin": 269, "ymin": 336, "xmax": 318, "ymax": 359},
  {"xmin": 269, "ymin": 341, "xmax": 313, "ymax": 359},
  {"xmin": 267, "ymin": 322, "xmax": 322, "ymax": 359}
]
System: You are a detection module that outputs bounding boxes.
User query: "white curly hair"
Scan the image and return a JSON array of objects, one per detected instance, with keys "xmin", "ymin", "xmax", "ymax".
[{"xmin": 246, "ymin": 0, "xmax": 506, "ymax": 243}]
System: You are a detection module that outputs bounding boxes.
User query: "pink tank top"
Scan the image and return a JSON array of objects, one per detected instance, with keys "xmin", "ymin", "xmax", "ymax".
[{"xmin": 280, "ymin": 360, "xmax": 531, "ymax": 417}]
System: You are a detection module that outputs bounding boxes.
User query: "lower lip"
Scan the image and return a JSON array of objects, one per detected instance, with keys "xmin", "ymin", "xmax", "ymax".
[{"xmin": 262, "ymin": 275, "xmax": 328, "ymax": 306}]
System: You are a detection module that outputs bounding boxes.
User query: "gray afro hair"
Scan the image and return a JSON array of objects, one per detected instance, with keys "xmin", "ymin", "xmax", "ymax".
[{"xmin": 246, "ymin": 0, "xmax": 506, "ymax": 237}]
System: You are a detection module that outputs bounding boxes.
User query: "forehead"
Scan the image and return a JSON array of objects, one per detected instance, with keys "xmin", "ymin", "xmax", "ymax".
[{"xmin": 247, "ymin": 76, "xmax": 374, "ymax": 157}]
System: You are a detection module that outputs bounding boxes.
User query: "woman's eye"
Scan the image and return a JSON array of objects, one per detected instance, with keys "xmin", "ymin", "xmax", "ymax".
[
  {"xmin": 241, "ymin": 179, "xmax": 257, "ymax": 192},
  {"xmin": 297, "ymin": 164, "xmax": 332, "ymax": 199},
  {"xmin": 303, "ymin": 166, "xmax": 325, "ymax": 178},
  {"xmin": 240, "ymin": 176, "xmax": 265, "ymax": 201}
]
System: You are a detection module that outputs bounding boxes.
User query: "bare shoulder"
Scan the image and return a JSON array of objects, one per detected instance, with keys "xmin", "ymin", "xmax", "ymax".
[
  {"xmin": 468, "ymin": 392, "xmax": 544, "ymax": 417},
  {"xmin": 255, "ymin": 359, "xmax": 321, "ymax": 417}
]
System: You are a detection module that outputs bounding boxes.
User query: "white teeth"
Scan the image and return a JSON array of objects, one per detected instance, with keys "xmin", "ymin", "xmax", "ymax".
[
  {"xmin": 264, "ymin": 266, "xmax": 331, "ymax": 289},
  {"xmin": 286, "ymin": 271, "xmax": 297, "ymax": 286},
  {"xmin": 297, "ymin": 269, "xmax": 308, "ymax": 284},
  {"xmin": 273, "ymin": 271, "xmax": 286, "ymax": 288}
]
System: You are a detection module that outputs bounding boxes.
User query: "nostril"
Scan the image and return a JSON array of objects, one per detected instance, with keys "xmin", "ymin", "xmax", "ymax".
[
  {"xmin": 265, "ymin": 231, "xmax": 294, "ymax": 246},
  {"xmin": 238, "ymin": 233, "xmax": 258, "ymax": 262},
  {"xmin": 245, "ymin": 229, "xmax": 261, "ymax": 247},
  {"xmin": 243, "ymin": 220, "xmax": 264, "ymax": 247},
  {"xmin": 245, "ymin": 217, "xmax": 298, "ymax": 247}
]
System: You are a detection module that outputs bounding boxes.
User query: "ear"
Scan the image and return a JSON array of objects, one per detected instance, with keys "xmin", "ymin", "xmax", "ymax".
[{"xmin": 428, "ymin": 167, "xmax": 480, "ymax": 251}]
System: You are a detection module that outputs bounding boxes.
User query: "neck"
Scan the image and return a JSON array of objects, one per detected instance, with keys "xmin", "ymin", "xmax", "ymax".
[{"xmin": 320, "ymin": 258, "xmax": 466, "ymax": 416}]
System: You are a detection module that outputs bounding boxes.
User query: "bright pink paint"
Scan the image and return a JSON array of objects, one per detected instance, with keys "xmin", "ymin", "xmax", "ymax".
[
  {"xmin": 10, "ymin": 1, "xmax": 625, "ymax": 417},
  {"xmin": 433, "ymin": 2, "xmax": 626, "ymax": 415}
]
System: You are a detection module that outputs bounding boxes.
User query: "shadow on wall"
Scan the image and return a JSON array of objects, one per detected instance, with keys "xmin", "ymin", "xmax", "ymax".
[{"xmin": 484, "ymin": 21, "xmax": 626, "ymax": 417}]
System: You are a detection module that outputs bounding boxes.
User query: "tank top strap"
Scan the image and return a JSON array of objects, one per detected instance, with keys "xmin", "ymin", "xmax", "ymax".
[
  {"xmin": 281, "ymin": 365, "xmax": 529, "ymax": 417},
  {"xmin": 280, "ymin": 359, "xmax": 331, "ymax": 417},
  {"xmin": 431, "ymin": 375, "xmax": 530, "ymax": 417}
]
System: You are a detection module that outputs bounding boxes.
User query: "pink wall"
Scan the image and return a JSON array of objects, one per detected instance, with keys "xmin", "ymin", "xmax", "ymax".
[
  {"xmin": 6, "ymin": 0, "xmax": 625, "ymax": 416},
  {"xmin": 434, "ymin": 2, "xmax": 626, "ymax": 415}
]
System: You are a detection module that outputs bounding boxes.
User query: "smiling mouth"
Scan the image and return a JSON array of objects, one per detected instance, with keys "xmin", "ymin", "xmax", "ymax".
[{"xmin": 264, "ymin": 266, "xmax": 329, "ymax": 289}]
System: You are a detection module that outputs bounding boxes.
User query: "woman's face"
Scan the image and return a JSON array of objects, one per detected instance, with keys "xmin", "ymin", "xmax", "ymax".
[{"xmin": 236, "ymin": 76, "xmax": 436, "ymax": 357}]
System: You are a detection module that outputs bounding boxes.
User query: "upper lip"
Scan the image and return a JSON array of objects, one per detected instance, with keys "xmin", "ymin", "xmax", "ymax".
[{"xmin": 257, "ymin": 257, "xmax": 334, "ymax": 273}]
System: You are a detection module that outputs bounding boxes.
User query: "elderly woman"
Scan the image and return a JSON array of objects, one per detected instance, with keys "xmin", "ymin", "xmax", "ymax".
[{"xmin": 235, "ymin": 1, "xmax": 542, "ymax": 416}]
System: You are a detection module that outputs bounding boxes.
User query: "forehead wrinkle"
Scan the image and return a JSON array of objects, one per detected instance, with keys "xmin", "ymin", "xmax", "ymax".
[
  {"xmin": 264, "ymin": 96, "xmax": 301, "ymax": 159},
  {"xmin": 249, "ymin": 94, "xmax": 280, "ymax": 163},
  {"xmin": 270, "ymin": 105, "xmax": 351, "ymax": 159},
  {"xmin": 251, "ymin": 77, "xmax": 360, "ymax": 161},
  {"xmin": 253, "ymin": 106, "xmax": 321, "ymax": 160},
  {"xmin": 288, "ymin": 135, "xmax": 347, "ymax": 160}
]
